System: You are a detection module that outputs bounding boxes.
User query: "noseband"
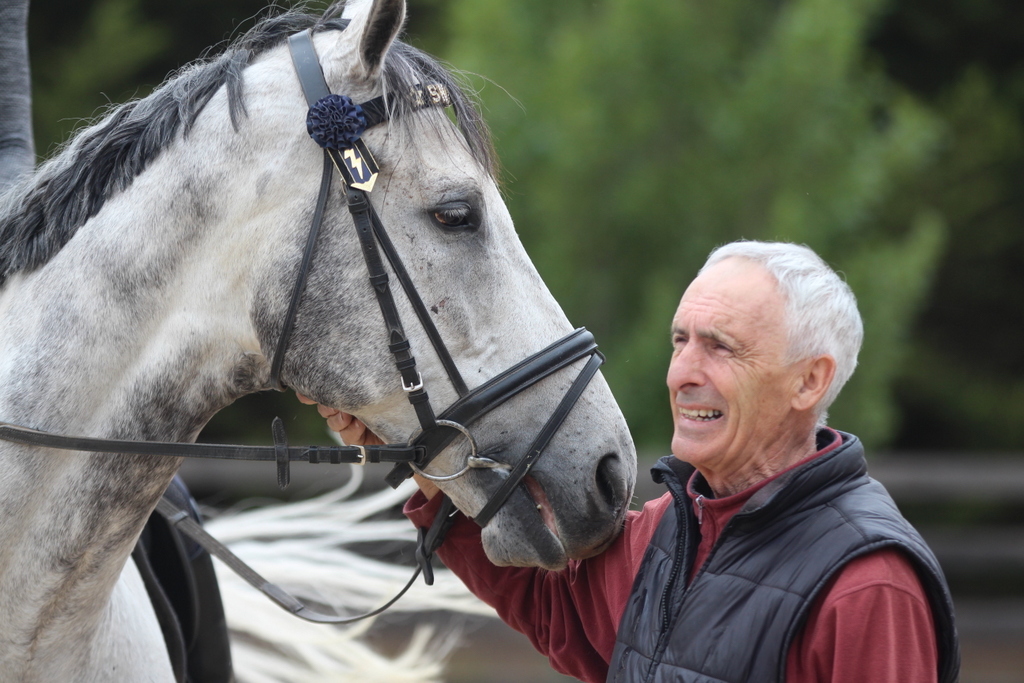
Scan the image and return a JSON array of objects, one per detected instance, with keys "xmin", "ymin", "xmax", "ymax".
[{"xmin": 0, "ymin": 28, "xmax": 607, "ymax": 622}]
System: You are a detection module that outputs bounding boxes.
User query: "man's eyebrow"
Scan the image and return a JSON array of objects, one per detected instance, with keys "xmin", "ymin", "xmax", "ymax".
[{"xmin": 672, "ymin": 325, "xmax": 735, "ymax": 346}]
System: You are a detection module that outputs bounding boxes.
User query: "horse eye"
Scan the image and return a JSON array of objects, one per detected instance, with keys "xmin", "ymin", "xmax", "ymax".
[{"xmin": 430, "ymin": 202, "xmax": 478, "ymax": 232}]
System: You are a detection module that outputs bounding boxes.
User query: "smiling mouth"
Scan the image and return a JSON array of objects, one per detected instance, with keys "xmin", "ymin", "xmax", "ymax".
[{"xmin": 678, "ymin": 407, "xmax": 723, "ymax": 421}]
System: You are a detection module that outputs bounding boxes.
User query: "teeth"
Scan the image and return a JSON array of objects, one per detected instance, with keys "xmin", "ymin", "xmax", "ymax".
[{"xmin": 678, "ymin": 407, "xmax": 723, "ymax": 421}]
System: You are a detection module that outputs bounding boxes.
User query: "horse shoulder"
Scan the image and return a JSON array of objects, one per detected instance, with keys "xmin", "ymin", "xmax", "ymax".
[{"xmin": 87, "ymin": 561, "xmax": 176, "ymax": 683}]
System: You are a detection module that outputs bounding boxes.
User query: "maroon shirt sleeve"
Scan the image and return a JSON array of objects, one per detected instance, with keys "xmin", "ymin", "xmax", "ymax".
[
  {"xmin": 786, "ymin": 548, "xmax": 938, "ymax": 683},
  {"xmin": 404, "ymin": 490, "xmax": 672, "ymax": 683}
]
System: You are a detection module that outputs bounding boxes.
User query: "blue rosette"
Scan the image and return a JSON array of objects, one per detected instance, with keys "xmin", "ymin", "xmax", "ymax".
[{"xmin": 306, "ymin": 94, "xmax": 367, "ymax": 149}]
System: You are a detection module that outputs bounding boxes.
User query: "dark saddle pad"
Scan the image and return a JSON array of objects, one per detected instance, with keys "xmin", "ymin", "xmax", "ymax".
[{"xmin": 132, "ymin": 476, "xmax": 233, "ymax": 683}]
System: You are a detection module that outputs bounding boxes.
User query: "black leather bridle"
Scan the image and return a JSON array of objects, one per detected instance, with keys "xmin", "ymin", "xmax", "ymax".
[
  {"xmin": 0, "ymin": 28, "xmax": 607, "ymax": 622},
  {"xmin": 277, "ymin": 29, "xmax": 607, "ymax": 534}
]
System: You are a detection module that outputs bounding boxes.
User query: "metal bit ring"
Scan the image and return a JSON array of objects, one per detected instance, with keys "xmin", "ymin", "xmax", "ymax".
[{"xmin": 409, "ymin": 419, "xmax": 479, "ymax": 482}]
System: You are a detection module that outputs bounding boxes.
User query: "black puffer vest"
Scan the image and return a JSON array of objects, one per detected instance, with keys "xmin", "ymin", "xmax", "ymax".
[{"xmin": 607, "ymin": 432, "xmax": 959, "ymax": 683}]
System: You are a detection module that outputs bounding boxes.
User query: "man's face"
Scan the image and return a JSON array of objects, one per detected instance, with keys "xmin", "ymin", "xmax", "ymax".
[{"xmin": 667, "ymin": 257, "xmax": 811, "ymax": 489}]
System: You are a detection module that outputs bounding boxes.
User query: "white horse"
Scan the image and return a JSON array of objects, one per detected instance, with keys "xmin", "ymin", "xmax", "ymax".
[{"xmin": 0, "ymin": 0, "xmax": 636, "ymax": 680}]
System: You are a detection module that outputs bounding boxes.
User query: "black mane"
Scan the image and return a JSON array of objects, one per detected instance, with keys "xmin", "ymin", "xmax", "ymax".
[{"xmin": 0, "ymin": 5, "xmax": 493, "ymax": 287}]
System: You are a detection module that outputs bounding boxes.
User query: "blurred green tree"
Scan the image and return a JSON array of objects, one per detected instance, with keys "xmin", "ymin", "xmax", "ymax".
[
  {"xmin": 440, "ymin": 0, "xmax": 946, "ymax": 450},
  {"xmin": 30, "ymin": 0, "xmax": 170, "ymax": 153},
  {"xmin": 900, "ymin": 75, "xmax": 1024, "ymax": 449},
  {"xmin": 870, "ymin": 0, "xmax": 1024, "ymax": 450}
]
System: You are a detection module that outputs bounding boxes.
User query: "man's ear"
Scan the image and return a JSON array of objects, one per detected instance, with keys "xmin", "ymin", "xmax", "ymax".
[{"xmin": 792, "ymin": 355, "xmax": 836, "ymax": 413}]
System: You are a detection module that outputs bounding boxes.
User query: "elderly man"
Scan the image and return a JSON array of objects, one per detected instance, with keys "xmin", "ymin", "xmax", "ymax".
[{"xmin": 311, "ymin": 240, "xmax": 959, "ymax": 682}]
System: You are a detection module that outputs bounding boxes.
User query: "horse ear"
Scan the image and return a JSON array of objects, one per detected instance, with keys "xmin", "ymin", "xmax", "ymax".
[{"xmin": 350, "ymin": 0, "xmax": 406, "ymax": 80}]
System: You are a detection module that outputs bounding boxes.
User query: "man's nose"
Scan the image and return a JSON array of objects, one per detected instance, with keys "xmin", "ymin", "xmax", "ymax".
[{"xmin": 667, "ymin": 344, "xmax": 706, "ymax": 390}]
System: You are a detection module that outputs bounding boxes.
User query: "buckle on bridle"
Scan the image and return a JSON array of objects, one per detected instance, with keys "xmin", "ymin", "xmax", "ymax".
[
  {"xmin": 354, "ymin": 444, "xmax": 368, "ymax": 466},
  {"xmin": 402, "ymin": 372, "xmax": 424, "ymax": 393}
]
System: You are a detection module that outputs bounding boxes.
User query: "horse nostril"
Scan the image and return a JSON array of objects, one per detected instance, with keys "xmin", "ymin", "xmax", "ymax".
[{"xmin": 595, "ymin": 452, "xmax": 622, "ymax": 512}]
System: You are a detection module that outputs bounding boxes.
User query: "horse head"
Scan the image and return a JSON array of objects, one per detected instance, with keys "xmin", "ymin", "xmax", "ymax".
[
  {"xmin": 0, "ymin": 0, "xmax": 635, "ymax": 575},
  {"xmin": 242, "ymin": 0, "xmax": 637, "ymax": 569}
]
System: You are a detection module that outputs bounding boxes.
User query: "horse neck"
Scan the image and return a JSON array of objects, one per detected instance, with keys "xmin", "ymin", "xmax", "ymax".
[
  {"xmin": 0, "ymin": 135, "xmax": 266, "ymax": 428},
  {"xmin": 0, "ymin": 147, "xmax": 262, "ymax": 677}
]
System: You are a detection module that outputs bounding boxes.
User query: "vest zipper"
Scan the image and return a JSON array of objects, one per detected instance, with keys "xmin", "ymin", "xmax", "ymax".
[
  {"xmin": 646, "ymin": 488, "xmax": 694, "ymax": 683},
  {"xmin": 648, "ymin": 490, "xmax": 732, "ymax": 681}
]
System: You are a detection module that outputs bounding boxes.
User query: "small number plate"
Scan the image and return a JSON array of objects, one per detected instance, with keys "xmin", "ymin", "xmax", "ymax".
[{"xmin": 329, "ymin": 139, "xmax": 379, "ymax": 192}]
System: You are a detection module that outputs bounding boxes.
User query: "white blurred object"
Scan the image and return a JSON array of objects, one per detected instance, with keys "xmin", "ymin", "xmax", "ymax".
[{"xmin": 206, "ymin": 465, "xmax": 495, "ymax": 683}]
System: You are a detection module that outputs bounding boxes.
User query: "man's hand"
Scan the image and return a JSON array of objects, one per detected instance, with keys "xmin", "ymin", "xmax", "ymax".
[
  {"xmin": 297, "ymin": 393, "xmax": 386, "ymax": 446},
  {"xmin": 296, "ymin": 393, "xmax": 440, "ymax": 499}
]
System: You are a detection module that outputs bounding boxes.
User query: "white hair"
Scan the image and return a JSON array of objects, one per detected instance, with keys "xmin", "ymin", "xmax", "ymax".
[{"xmin": 700, "ymin": 241, "xmax": 863, "ymax": 421}]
